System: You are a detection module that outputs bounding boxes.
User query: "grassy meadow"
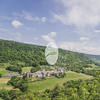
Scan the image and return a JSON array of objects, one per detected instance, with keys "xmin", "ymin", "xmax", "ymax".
[
  {"xmin": 28, "ymin": 71, "xmax": 92, "ymax": 92},
  {"xmin": 0, "ymin": 78, "xmax": 13, "ymax": 90}
]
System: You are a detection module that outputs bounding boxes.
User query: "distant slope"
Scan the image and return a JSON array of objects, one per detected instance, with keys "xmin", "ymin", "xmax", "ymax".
[
  {"xmin": 85, "ymin": 54, "xmax": 100, "ymax": 64},
  {"xmin": 0, "ymin": 39, "xmax": 93, "ymax": 71},
  {"xmin": 85, "ymin": 54, "xmax": 100, "ymax": 60}
]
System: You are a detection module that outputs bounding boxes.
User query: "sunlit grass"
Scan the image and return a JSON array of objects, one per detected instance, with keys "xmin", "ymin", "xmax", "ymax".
[
  {"xmin": 22, "ymin": 67, "xmax": 32, "ymax": 73},
  {"xmin": 28, "ymin": 71, "xmax": 93, "ymax": 92}
]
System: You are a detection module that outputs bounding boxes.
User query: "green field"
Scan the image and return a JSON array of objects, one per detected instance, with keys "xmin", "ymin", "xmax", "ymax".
[
  {"xmin": 0, "ymin": 78, "xmax": 13, "ymax": 90},
  {"xmin": 0, "ymin": 66, "xmax": 32, "ymax": 77},
  {"xmin": 0, "ymin": 68, "xmax": 12, "ymax": 77},
  {"xmin": 0, "ymin": 63, "xmax": 12, "ymax": 76},
  {"xmin": 22, "ymin": 67, "xmax": 32, "ymax": 73},
  {"xmin": 28, "ymin": 71, "xmax": 93, "ymax": 92}
]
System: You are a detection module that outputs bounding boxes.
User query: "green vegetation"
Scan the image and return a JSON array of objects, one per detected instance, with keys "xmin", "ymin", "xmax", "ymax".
[
  {"xmin": 0, "ymin": 74, "xmax": 2, "ymax": 78},
  {"xmin": 0, "ymin": 72, "xmax": 92, "ymax": 92},
  {"xmin": 0, "ymin": 68, "xmax": 12, "ymax": 77},
  {"xmin": 28, "ymin": 71, "xmax": 92, "ymax": 92},
  {"xmin": 0, "ymin": 78, "xmax": 13, "ymax": 90},
  {"xmin": 22, "ymin": 67, "xmax": 32, "ymax": 73},
  {"xmin": 0, "ymin": 39, "xmax": 94, "ymax": 77},
  {"xmin": 43, "ymin": 77, "xmax": 100, "ymax": 100},
  {"xmin": 31, "ymin": 66, "xmax": 41, "ymax": 73},
  {"xmin": 0, "ymin": 39, "xmax": 100, "ymax": 100},
  {"xmin": 82, "ymin": 69, "xmax": 100, "ymax": 77},
  {"xmin": 6, "ymin": 66, "xmax": 22, "ymax": 74},
  {"xmin": 0, "ymin": 73, "xmax": 99, "ymax": 100},
  {"xmin": 8, "ymin": 76, "xmax": 28, "ymax": 92},
  {"xmin": 0, "ymin": 39, "xmax": 93, "ymax": 71},
  {"xmin": 85, "ymin": 54, "xmax": 100, "ymax": 66},
  {"xmin": 0, "ymin": 39, "xmax": 47, "ymax": 66}
]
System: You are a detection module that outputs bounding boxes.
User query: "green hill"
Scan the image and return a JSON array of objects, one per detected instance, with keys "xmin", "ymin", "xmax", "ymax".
[{"xmin": 0, "ymin": 39, "xmax": 93, "ymax": 72}]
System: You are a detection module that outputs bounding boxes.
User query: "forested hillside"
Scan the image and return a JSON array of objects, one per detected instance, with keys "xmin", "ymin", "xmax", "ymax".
[
  {"xmin": 0, "ymin": 39, "xmax": 46, "ymax": 66},
  {"xmin": 0, "ymin": 39, "xmax": 92, "ymax": 70}
]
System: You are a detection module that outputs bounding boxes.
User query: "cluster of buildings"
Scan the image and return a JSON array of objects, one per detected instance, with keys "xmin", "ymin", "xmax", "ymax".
[
  {"xmin": 4, "ymin": 67, "xmax": 65, "ymax": 78},
  {"xmin": 23, "ymin": 67, "xmax": 65, "ymax": 78}
]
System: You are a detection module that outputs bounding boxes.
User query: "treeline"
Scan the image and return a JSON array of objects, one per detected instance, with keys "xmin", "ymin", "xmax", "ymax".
[
  {"xmin": 6, "ymin": 66, "xmax": 22, "ymax": 74},
  {"xmin": 82, "ymin": 69, "xmax": 100, "ymax": 77}
]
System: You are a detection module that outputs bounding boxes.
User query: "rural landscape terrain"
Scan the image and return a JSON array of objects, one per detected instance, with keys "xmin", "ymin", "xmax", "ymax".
[
  {"xmin": 1, "ymin": 0, "xmax": 100, "ymax": 100},
  {"xmin": 0, "ymin": 39, "xmax": 100, "ymax": 100}
]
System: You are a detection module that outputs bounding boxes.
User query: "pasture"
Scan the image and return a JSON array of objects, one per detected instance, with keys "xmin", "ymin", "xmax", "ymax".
[{"xmin": 28, "ymin": 71, "xmax": 92, "ymax": 92}]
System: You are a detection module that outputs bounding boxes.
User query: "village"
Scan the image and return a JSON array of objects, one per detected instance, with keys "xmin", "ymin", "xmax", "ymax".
[{"xmin": 4, "ymin": 67, "xmax": 66, "ymax": 78}]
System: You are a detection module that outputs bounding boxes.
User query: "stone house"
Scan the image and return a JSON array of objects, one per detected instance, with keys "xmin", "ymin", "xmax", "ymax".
[{"xmin": 22, "ymin": 67, "xmax": 65, "ymax": 78}]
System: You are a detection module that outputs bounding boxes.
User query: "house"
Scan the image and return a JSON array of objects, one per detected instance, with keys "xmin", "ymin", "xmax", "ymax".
[
  {"xmin": 23, "ymin": 72, "xmax": 35, "ymax": 78},
  {"xmin": 35, "ymin": 71, "xmax": 43, "ymax": 78},
  {"xmin": 57, "ymin": 67, "xmax": 65, "ymax": 73},
  {"xmin": 46, "ymin": 71, "xmax": 51, "ymax": 77}
]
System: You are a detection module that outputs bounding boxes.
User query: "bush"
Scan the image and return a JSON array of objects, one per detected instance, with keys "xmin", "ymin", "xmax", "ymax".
[
  {"xmin": 56, "ymin": 73, "xmax": 66, "ymax": 78},
  {"xmin": 6, "ymin": 66, "xmax": 22, "ymax": 74},
  {"xmin": 0, "ymin": 89, "xmax": 9, "ymax": 100},
  {"xmin": 8, "ymin": 76, "xmax": 28, "ymax": 92},
  {"xmin": 0, "ymin": 74, "xmax": 2, "ymax": 78}
]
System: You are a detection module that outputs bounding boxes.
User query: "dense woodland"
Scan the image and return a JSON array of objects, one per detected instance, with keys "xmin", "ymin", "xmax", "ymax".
[
  {"xmin": 0, "ymin": 39, "xmax": 93, "ymax": 70},
  {"xmin": 0, "ymin": 39, "xmax": 100, "ymax": 100}
]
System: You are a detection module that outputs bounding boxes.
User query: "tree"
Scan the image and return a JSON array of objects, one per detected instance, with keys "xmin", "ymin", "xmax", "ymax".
[
  {"xmin": 0, "ymin": 74, "xmax": 2, "ymax": 78},
  {"xmin": 56, "ymin": 73, "xmax": 66, "ymax": 78},
  {"xmin": 0, "ymin": 89, "xmax": 9, "ymax": 100},
  {"xmin": 8, "ymin": 76, "xmax": 28, "ymax": 92},
  {"xmin": 6, "ymin": 66, "xmax": 22, "ymax": 74}
]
